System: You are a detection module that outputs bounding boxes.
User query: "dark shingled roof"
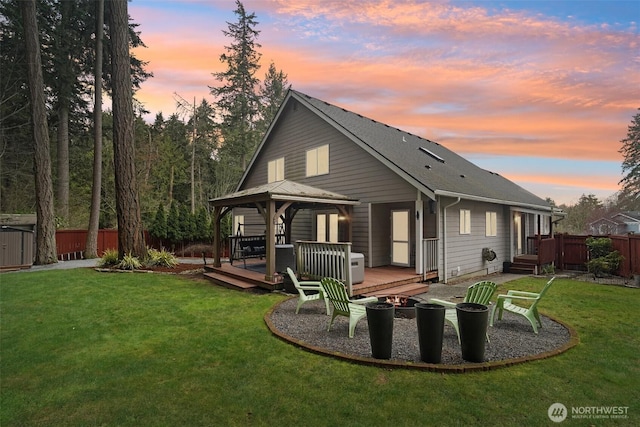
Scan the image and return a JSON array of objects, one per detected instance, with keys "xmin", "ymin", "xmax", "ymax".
[{"xmin": 290, "ymin": 90, "xmax": 551, "ymax": 211}]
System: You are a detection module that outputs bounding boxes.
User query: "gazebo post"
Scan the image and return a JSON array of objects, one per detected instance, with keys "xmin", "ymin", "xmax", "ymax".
[
  {"xmin": 265, "ymin": 199, "xmax": 276, "ymax": 281},
  {"xmin": 212, "ymin": 206, "xmax": 222, "ymax": 268}
]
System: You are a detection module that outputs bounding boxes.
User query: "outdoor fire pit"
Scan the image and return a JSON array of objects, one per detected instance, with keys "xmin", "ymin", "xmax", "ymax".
[{"xmin": 378, "ymin": 295, "xmax": 422, "ymax": 319}]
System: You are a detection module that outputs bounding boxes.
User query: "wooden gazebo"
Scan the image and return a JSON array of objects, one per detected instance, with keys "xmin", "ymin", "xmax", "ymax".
[{"xmin": 209, "ymin": 180, "xmax": 359, "ymax": 282}]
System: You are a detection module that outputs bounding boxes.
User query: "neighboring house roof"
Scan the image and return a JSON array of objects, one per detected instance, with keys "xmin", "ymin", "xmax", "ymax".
[
  {"xmin": 589, "ymin": 212, "xmax": 640, "ymax": 227},
  {"xmin": 613, "ymin": 211, "xmax": 640, "ymax": 222},
  {"xmin": 243, "ymin": 89, "xmax": 552, "ymax": 212},
  {"xmin": 590, "ymin": 217, "xmax": 622, "ymax": 226},
  {"xmin": 210, "ymin": 179, "xmax": 359, "ymax": 208}
]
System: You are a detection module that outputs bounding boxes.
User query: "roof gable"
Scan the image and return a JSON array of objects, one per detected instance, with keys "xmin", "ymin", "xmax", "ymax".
[{"xmin": 242, "ymin": 89, "xmax": 552, "ymax": 211}]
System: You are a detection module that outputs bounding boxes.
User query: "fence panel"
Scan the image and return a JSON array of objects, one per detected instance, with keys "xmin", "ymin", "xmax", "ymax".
[
  {"xmin": 610, "ymin": 235, "xmax": 631, "ymax": 277},
  {"xmin": 56, "ymin": 230, "xmax": 88, "ymax": 260},
  {"xmin": 630, "ymin": 235, "xmax": 640, "ymax": 276},
  {"xmin": 555, "ymin": 233, "xmax": 639, "ymax": 277},
  {"xmin": 556, "ymin": 234, "xmax": 589, "ymax": 271}
]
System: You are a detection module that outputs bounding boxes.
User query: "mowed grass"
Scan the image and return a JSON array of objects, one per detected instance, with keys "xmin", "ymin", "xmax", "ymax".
[{"xmin": 1, "ymin": 269, "xmax": 638, "ymax": 426}]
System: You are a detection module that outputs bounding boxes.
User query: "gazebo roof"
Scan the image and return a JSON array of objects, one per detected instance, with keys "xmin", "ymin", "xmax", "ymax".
[{"xmin": 209, "ymin": 180, "xmax": 359, "ymax": 209}]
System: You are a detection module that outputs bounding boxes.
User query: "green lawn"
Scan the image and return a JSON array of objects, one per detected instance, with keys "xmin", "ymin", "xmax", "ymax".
[{"xmin": 1, "ymin": 269, "xmax": 638, "ymax": 426}]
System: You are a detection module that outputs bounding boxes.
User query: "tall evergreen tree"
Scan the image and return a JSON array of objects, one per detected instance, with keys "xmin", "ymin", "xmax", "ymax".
[
  {"xmin": 110, "ymin": 0, "xmax": 146, "ymax": 258},
  {"xmin": 149, "ymin": 202, "xmax": 168, "ymax": 245},
  {"xmin": 619, "ymin": 109, "xmax": 640, "ymax": 210},
  {"xmin": 85, "ymin": 0, "xmax": 104, "ymax": 258},
  {"xmin": 210, "ymin": 0, "xmax": 261, "ymax": 174},
  {"xmin": 20, "ymin": 0, "xmax": 57, "ymax": 264},
  {"xmin": 257, "ymin": 61, "xmax": 290, "ymax": 136},
  {"xmin": 166, "ymin": 201, "xmax": 180, "ymax": 245}
]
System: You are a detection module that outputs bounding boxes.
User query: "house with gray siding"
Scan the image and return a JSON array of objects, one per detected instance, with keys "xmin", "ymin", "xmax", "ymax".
[{"xmin": 220, "ymin": 89, "xmax": 555, "ymax": 283}]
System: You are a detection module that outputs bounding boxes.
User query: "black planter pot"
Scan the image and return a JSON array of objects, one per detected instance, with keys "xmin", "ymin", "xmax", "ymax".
[
  {"xmin": 415, "ymin": 303, "xmax": 445, "ymax": 363},
  {"xmin": 456, "ymin": 302, "xmax": 489, "ymax": 362},
  {"xmin": 366, "ymin": 302, "xmax": 395, "ymax": 359}
]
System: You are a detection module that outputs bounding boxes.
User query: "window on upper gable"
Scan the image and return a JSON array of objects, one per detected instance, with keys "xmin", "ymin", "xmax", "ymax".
[
  {"xmin": 306, "ymin": 144, "xmax": 329, "ymax": 177},
  {"xmin": 460, "ymin": 209, "xmax": 471, "ymax": 235},
  {"xmin": 486, "ymin": 211, "xmax": 497, "ymax": 237},
  {"xmin": 268, "ymin": 157, "xmax": 284, "ymax": 183}
]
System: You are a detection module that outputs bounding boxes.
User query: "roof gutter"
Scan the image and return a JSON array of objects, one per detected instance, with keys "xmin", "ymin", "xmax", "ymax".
[
  {"xmin": 442, "ymin": 196, "xmax": 461, "ymax": 284},
  {"xmin": 435, "ymin": 190, "xmax": 552, "ymax": 213}
]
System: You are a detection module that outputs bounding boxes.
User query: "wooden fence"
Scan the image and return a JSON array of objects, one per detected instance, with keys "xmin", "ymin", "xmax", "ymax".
[
  {"xmin": 56, "ymin": 229, "xmax": 118, "ymax": 260},
  {"xmin": 554, "ymin": 233, "xmax": 640, "ymax": 277},
  {"xmin": 55, "ymin": 230, "xmax": 226, "ymax": 260}
]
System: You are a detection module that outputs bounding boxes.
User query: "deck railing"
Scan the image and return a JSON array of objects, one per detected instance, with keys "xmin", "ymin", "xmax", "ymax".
[
  {"xmin": 296, "ymin": 241, "xmax": 353, "ymax": 295},
  {"xmin": 422, "ymin": 238, "xmax": 439, "ymax": 277}
]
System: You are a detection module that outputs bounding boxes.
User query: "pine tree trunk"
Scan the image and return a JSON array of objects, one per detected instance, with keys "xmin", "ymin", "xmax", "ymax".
[
  {"xmin": 110, "ymin": 0, "xmax": 146, "ymax": 259},
  {"xmin": 56, "ymin": 106, "xmax": 70, "ymax": 224},
  {"xmin": 85, "ymin": 0, "xmax": 104, "ymax": 259},
  {"xmin": 21, "ymin": 0, "xmax": 57, "ymax": 265},
  {"xmin": 55, "ymin": 0, "xmax": 71, "ymax": 226}
]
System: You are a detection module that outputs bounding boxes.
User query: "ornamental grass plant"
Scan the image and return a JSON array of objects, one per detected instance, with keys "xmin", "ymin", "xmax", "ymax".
[{"xmin": 1, "ymin": 270, "xmax": 638, "ymax": 426}]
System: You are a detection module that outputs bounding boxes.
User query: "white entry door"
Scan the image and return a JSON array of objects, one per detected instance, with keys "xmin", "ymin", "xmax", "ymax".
[{"xmin": 391, "ymin": 210, "xmax": 410, "ymax": 266}]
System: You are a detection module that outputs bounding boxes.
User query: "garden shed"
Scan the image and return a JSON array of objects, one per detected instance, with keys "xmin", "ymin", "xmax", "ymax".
[{"xmin": 0, "ymin": 214, "xmax": 36, "ymax": 270}]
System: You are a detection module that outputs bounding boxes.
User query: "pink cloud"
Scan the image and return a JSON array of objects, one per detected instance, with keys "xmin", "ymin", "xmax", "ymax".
[{"xmin": 129, "ymin": 0, "xmax": 637, "ymax": 181}]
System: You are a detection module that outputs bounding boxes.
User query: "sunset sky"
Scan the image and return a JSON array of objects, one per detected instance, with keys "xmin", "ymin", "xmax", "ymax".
[{"xmin": 128, "ymin": 0, "xmax": 639, "ymax": 206}]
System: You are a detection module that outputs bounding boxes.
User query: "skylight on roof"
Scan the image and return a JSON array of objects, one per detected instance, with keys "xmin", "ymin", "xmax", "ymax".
[{"xmin": 418, "ymin": 147, "xmax": 445, "ymax": 163}]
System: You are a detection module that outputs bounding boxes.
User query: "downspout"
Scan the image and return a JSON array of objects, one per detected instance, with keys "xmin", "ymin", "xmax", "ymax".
[{"xmin": 442, "ymin": 197, "xmax": 461, "ymax": 284}]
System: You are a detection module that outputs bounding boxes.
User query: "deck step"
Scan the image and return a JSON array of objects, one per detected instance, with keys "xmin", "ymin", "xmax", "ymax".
[
  {"xmin": 352, "ymin": 276, "xmax": 423, "ymax": 295},
  {"xmin": 203, "ymin": 272, "xmax": 260, "ymax": 291},
  {"xmin": 203, "ymin": 265, "xmax": 278, "ymax": 292},
  {"xmin": 509, "ymin": 262, "xmax": 536, "ymax": 274},
  {"xmin": 360, "ymin": 282, "xmax": 429, "ymax": 298}
]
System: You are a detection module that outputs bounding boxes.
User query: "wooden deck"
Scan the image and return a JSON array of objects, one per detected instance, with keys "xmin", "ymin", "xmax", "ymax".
[{"xmin": 203, "ymin": 259, "xmax": 430, "ymax": 297}]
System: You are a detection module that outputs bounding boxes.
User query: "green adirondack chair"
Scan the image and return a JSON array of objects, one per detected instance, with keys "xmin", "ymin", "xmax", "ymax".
[
  {"xmin": 490, "ymin": 277, "xmax": 556, "ymax": 334},
  {"xmin": 287, "ymin": 268, "xmax": 330, "ymax": 315},
  {"xmin": 320, "ymin": 277, "xmax": 379, "ymax": 338},
  {"xmin": 430, "ymin": 280, "xmax": 497, "ymax": 343}
]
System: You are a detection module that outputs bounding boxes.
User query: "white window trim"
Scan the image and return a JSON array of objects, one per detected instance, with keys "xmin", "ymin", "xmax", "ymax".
[
  {"xmin": 306, "ymin": 144, "xmax": 329, "ymax": 177},
  {"xmin": 486, "ymin": 211, "xmax": 497, "ymax": 237},
  {"xmin": 268, "ymin": 157, "xmax": 284, "ymax": 183},
  {"xmin": 460, "ymin": 209, "xmax": 471, "ymax": 235}
]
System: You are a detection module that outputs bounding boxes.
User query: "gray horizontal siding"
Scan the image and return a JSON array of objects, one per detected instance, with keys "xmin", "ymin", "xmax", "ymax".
[
  {"xmin": 243, "ymin": 100, "xmax": 417, "ymax": 203},
  {"xmin": 440, "ymin": 198, "xmax": 508, "ymax": 278}
]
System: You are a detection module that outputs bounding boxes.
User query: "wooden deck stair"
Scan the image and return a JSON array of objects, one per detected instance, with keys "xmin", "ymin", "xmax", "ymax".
[
  {"xmin": 203, "ymin": 265, "xmax": 276, "ymax": 292},
  {"xmin": 355, "ymin": 279, "xmax": 428, "ymax": 298},
  {"xmin": 510, "ymin": 255, "xmax": 538, "ymax": 275}
]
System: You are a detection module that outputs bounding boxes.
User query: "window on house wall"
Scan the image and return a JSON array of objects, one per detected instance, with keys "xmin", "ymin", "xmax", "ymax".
[
  {"xmin": 460, "ymin": 209, "xmax": 471, "ymax": 234},
  {"xmin": 316, "ymin": 214, "xmax": 326, "ymax": 242},
  {"xmin": 316, "ymin": 213, "xmax": 338, "ymax": 242},
  {"xmin": 486, "ymin": 211, "xmax": 497, "ymax": 236},
  {"xmin": 233, "ymin": 215, "xmax": 244, "ymax": 236},
  {"xmin": 268, "ymin": 157, "xmax": 284, "ymax": 183},
  {"xmin": 306, "ymin": 144, "xmax": 329, "ymax": 177}
]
